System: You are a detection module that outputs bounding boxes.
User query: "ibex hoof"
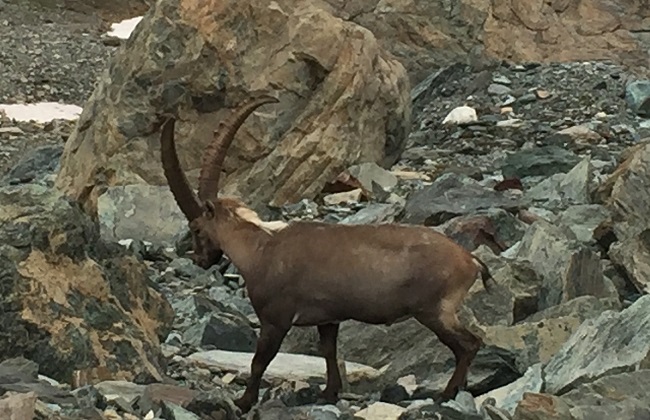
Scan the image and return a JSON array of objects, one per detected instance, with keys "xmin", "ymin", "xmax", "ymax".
[
  {"xmin": 234, "ymin": 396, "xmax": 253, "ymax": 414},
  {"xmin": 319, "ymin": 390, "xmax": 339, "ymax": 404},
  {"xmin": 440, "ymin": 388, "xmax": 458, "ymax": 402}
]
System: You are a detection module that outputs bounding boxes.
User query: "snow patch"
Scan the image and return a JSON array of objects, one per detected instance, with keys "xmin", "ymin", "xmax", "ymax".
[
  {"xmin": 106, "ymin": 16, "xmax": 143, "ymax": 39},
  {"xmin": 0, "ymin": 102, "xmax": 82, "ymax": 123}
]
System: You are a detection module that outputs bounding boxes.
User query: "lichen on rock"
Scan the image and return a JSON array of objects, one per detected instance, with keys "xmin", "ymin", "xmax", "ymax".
[{"xmin": 0, "ymin": 184, "xmax": 174, "ymax": 385}]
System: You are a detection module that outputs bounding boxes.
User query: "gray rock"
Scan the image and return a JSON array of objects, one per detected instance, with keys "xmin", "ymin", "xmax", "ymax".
[
  {"xmin": 501, "ymin": 146, "xmax": 581, "ymax": 179},
  {"xmin": 2, "ymin": 144, "xmax": 62, "ymax": 185},
  {"xmin": 488, "ymin": 83, "xmax": 512, "ymax": 96},
  {"xmin": 554, "ymin": 204, "xmax": 610, "ymax": 243},
  {"xmin": 279, "ymin": 327, "xmax": 321, "ymax": 357},
  {"xmin": 562, "ymin": 370, "xmax": 650, "ymax": 420},
  {"xmin": 340, "ymin": 202, "xmax": 403, "ymax": 225},
  {"xmin": 556, "ymin": 124, "xmax": 602, "ymax": 144},
  {"xmin": 97, "ymin": 184, "xmax": 188, "ymax": 246},
  {"xmin": 441, "ymin": 390, "xmax": 478, "ymax": 415},
  {"xmin": 182, "ymin": 312, "xmax": 257, "ymax": 352},
  {"xmin": 624, "ymin": 80, "xmax": 650, "ymax": 116},
  {"xmin": 400, "ymin": 402, "xmax": 484, "ymax": 420},
  {"xmin": 524, "ymin": 157, "xmax": 593, "ymax": 210},
  {"xmin": 475, "ymin": 363, "xmax": 543, "ymax": 415},
  {"xmin": 167, "ymin": 257, "xmax": 216, "ymax": 281},
  {"xmin": 208, "ymin": 286, "xmax": 256, "ymax": 318},
  {"xmin": 521, "ymin": 295, "xmax": 620, "ymax": 324},
  {"xmin": 338, "ymin": 318, "xmax": 520, "ymax": 396},
  {"xmin": 608, "ymin": 230, "xmax": 650, "ymax": 294},
  {"xmin": 246, "ymin": 400, "xmax": 346, "ymax": 420},
  {"xmin": 0, "ymin": 358, "xmax": 74, "ymax": 405},
  {"xmin": 544, "ymin": 295, "xmax": 650, "ymax": 395},
  {"xmin": 306, "ymin": 405, "xmax": 343, "ymax": 420},
  {"xmin": 480, "ymin": 404, "xmax": 512, "ymax": 420},
  {"xmin": 438, "ymin": 208, "xmax": 528, "ymax": 253},
  {"xmin": 570, "ymin": 399, "xmax": 650, "ymax": 420},
  {"xmin": 461, "ymin": 267, "xmax": 518, "ymax": 327},
  {"xmin": 161, "ymin": 402, "xmax": 201, "ymax": 420},
  {"xmin": 171, "ymin": 293, "xmax": 256, "ymax": 349},
  {"xmin": 347, "ymin": 162, "xmax": 399, "ymax": 192},
  {"xmin": 94, "ymin": 380, "xmax": 146, "ymax": 404},
  {"xmin": 515, "ymin": 219, "xmax": 617, "ymax": 310},
  {"xmin": 467, "ymin": 247, "xmax": 542, "ymax": 324},
  {"xmin": 402, "ymin": 173, "xmax": 521, "ymax": 225},
  {"xmin": 492, "ymin": 75, "xmax": 512, "ymax": 85}
]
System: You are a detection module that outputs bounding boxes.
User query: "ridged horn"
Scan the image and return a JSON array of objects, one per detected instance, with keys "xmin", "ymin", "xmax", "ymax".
[
  {"xmin": 160, "ymin": 117, "xmax": 203, "ymax": 220},
  {"xmin": 198, "ymin": 94, "xmax": 280, "ymax": 201}
]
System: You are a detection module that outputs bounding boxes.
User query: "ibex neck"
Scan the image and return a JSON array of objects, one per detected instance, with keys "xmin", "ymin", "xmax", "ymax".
[{"xmin": 219, "ymin": 222, "xmax": 270, "ymax": 277}]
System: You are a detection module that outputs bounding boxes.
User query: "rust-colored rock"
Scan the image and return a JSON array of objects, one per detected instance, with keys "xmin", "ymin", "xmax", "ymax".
[
  {"xmin": 513, "ymin": 392, "xmax": 575, "ymax": 420},
  {"xmin": 142, "ymin": 383, "xmax": 198, "ymax": 407},
  {"xmin": 54, "ymin": 0, "xmax": 411, "ymax": 215},
  {"xmin": 0, "ymin": 391, "xmax": 36, "ymax": 420}
]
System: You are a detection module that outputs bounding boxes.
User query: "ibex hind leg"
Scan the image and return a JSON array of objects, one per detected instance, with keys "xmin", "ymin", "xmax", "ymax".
[
  {"xmin": 415, "ymin": 309, "xmax": 481, "ymax": 400},
  {"xmin": 317, "ymin": 323, "xmax": 342, "ymax": 403}
]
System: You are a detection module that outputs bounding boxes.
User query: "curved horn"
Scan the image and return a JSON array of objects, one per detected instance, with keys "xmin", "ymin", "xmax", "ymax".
[
  {"xmin": 198, "ymin": 94, "xmax": 280, "ymax": 201},
  {"xmin": 160, "ymin": 117, "xmax": 203, "ymax": 220}
]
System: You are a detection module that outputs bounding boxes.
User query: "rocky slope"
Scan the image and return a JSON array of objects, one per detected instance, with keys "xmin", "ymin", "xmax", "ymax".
[
  {"xmin": 1, "ymin": 0, "xmax": 650, "ymax": 420},
  {"xmin": 322, "ymin": 0, "xmax": 650, "ymax": 85}
]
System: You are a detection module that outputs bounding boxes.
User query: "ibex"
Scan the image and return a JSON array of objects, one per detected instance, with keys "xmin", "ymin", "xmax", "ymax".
[{"xmin": 158, "ymin": 93, "xmax": 496, "ymax": 414}]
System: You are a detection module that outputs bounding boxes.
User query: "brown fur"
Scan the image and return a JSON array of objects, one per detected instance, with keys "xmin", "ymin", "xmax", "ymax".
[
  {"xmin": 190, "ymin": 198, "xmax": 495, "ymax": 413},
  {"xmin": 158, "ymin": 94, "xmax": 495, "ymax": 414}
]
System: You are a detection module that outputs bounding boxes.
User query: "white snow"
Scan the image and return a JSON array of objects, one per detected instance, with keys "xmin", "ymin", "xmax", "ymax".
[
  {"xmin": 0, "ymin": 102, "xmax": 82, "ymax": 123},
  {"xmin": 0, "ymin": 17, "xmax": 146, "ymax": 125},
  {"xmin": 106, "ymin": 16, "xmax": 143, "ymax": 39}
]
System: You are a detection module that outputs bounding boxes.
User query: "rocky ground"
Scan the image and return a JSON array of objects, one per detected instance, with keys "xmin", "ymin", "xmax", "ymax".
[
  {"xmin": 2, "ymin": 1, "xmax": 650, "ymax": 420},
  {"xmin": 0, "ymin": 0, "xmax": 146, "ymax": 175}
]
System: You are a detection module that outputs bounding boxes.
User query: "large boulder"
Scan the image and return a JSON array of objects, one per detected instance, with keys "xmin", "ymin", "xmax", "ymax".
[
  {"xmin": 0, "ymin": 184, "xmax": 174, "ymax": 384},
  {"xmin": 55, "ymin": 0, "xmax": 411, "ymax": 215}
]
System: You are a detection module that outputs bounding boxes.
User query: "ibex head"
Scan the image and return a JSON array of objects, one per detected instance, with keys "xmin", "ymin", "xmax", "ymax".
[{"xmin": 159, "ymin": 94, "xmax": 280, "ymax": 268}]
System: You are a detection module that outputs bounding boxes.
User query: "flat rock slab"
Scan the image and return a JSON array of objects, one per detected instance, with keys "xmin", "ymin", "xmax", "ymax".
[
  {"xmin": 187, "ymin": 350, "xmax": 380, "ymax": 384},
  {"xmin": 355, "ymin": 401, "xmax": 405, "ymax": 420},
  {"xmin": 95, "ymin": 380, "xmax": 146, "ymax": 403},
  {"xmin": 501, "ymin": 145, "xmax": 580, "ymax": 179},
  {"xmin": 543, "ymin": 294, "xmax": 650, "ymax": 395}
]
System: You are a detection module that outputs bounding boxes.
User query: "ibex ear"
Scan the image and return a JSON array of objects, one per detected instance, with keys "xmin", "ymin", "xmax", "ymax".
[{"xmin": 203, "ymin": 200, "xmax": 216, "ymax": 219}]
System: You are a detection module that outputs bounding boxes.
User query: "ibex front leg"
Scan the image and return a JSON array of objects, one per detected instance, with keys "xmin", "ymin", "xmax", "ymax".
[{"xmin": 234, "ymin": 323, "xmax": 289, "ymax": 413}]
